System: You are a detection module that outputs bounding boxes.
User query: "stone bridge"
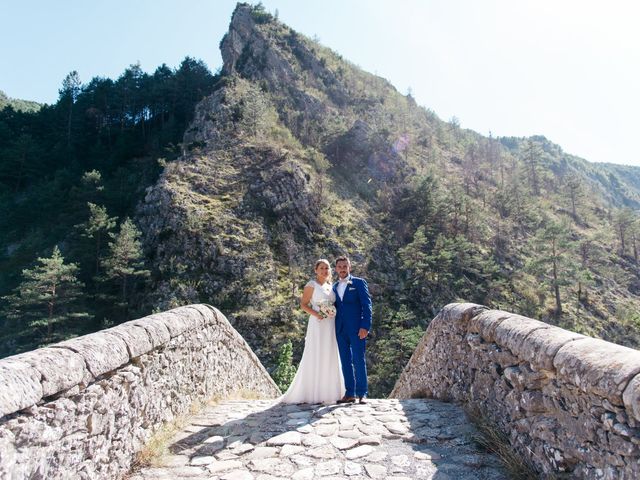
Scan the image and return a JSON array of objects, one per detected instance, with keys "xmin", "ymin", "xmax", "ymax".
[{"xmin": 1, "ymin": 303, "xmax": 640, "ymax": 479}]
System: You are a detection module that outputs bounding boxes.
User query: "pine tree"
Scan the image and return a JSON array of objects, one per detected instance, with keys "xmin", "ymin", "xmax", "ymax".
[
  {"xmin": 523, "ymin": 140, "xmax": 542, "ymax": 196},
  {"xmin": 100, "ymin": 218, "xmax": 150, "ymax": 318},
  {"xmin": 526, "ymin": 221, "xmax": 577, "ymax": 316},
  {"xmin": 60, "ymin": 71, "xmax": 81, "ymax": 147},
  {"xmin": 82, "ymin": 203, "xmax": 117, "ymax": 275},
  {"xmin": 272, "ymin": 340, "xmax": 296, "ymax": 391},
  {"xmin": 614, "ymin": 208, "xmax": 636, "ymax": 257},
  {"xmin": 239, "ymin": 83, "xmax": 270, "ymax": 138},
  {"xmin": 1, "ymin": 246, "xmax": 88, "ymax": 341},
  {"xmin": 7, "ymin": 134, "xmax": 40, "ymax": 192},
  {"xmin": 369, "ymin": 304, "xmax": 423, "ymax": 396},
  {"xmin": 564, "ymin": 173, "xmax": 584, "ymax": 221}
]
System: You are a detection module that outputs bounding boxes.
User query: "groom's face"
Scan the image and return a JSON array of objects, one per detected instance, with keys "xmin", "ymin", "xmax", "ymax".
[{"xmin": 336, "ymin": 260, "xmax": 350, "ymax": 279}]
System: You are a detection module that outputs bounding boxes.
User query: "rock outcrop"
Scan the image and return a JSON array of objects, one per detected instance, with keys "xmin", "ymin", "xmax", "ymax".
[
  {"xmin": 136, "ymin": 4, "xmax": 384, "ymax": 365},
  {"xmin": 0, "ymin": 305, "xmax": 279, "ymax": 479},
  {"xmin": 392, "ymin": 303, "xmax": 640, "ymax": 479}
]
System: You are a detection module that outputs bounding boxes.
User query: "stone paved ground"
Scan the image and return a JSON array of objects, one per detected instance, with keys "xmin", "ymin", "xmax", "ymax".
[{"xmin": 130, "ymin": 399, "xmax": 509, "ymax": 480}]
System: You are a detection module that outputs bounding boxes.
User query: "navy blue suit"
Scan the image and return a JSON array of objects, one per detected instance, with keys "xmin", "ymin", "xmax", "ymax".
[{"xmin": 333, "ymin": 275, "xmax": 372, "ymax": 397}]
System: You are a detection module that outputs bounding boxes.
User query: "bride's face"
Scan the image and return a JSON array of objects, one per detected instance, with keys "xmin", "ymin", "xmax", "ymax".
[{"xmin": 315, "ymin": 262, "xmax": 331, "ymax": 281}]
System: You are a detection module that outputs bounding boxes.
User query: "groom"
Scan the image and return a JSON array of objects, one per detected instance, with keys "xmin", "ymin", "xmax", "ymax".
[{"xmin": 333, "ymin": 256, "xmax": 372, "ymax": 404}]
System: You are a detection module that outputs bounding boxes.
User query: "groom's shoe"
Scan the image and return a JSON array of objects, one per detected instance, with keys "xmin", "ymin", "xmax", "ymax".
[
  {"xmin": 358, "ymin": 396, "xmax": 367, "ymax": 404},
  {"xmin": 337, "ymin": 396, "xmax": 356, "ymax": 404}
]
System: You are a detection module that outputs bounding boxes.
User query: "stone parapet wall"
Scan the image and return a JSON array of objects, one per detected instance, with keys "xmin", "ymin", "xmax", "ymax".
[
  {"xmin": 391, "ymin": 303, "xmax": 640, "ymax": 479},
  {"xmin": 0, "ymin": 304, "xmax": 280, "ymax": 480}
]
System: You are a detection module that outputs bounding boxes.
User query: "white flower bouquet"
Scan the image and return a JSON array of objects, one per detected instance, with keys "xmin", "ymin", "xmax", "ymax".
[{"xmin": 317, "ymin": 301, "xmax": 336, "ymax": 319}]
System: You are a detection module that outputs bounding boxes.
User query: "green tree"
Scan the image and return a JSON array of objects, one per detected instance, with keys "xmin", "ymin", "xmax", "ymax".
[
  {"xmin": 448, "ymin": 116, "xmax": 461, "ymax": 141},
  {"xmin": 82, "ymin": 203, "xmax": 117, "ymax": 275},
  {"xmin": 1, "ymin": 246, "xmax": 88, "ymax": 341},
  {"xmin": 575, "ymin": 234, "xmax": 605, "ymax": 307},
  {"xmin": 272, "ymin": 340, "xmax": 296, "ymax": 391},
  {"xmin": 5, "ymin": 133, "xmax": 40, "ymax": 191},
  {"xmin": 631, "ymin": 220, "xmax": 640, "ymax": 264},
  {"xmin": 523, "ymin": 139, "xmax": 542, "ymax": 196},
  {"xmin": 100, "ymin": 218, "xmax": 150, "ymax": 318},
  {"xmin": 400, "ymin": 229, "xmax": 499, "ymax": 308},
  {"xmin": 526, "ymin": 221, "xmax": 577, "ymax": 316},
  {"xmin": 614, "ymin": 208, "xmax": 636, "ymax": 257},
  {"xmin": 393, "ymin": 174, "xmax": 445, "ymax": 241},
  {"xmin": 238, "ymin": 83, "xmax": 271, "ymax": 138},
  {"xmin": 60, "ymin": 71, "xmax": 81, "ymax": 147},
  {"xmin": 369, "ymin": 304, "xmax": 423, "ymax": 396},
  {"xmin": 81, "ymin": 170, "xmax": 104, "ymax": 191},
  {"xmin": 563, "ymin": 173, "xmax": 584, "ymax": 221}
]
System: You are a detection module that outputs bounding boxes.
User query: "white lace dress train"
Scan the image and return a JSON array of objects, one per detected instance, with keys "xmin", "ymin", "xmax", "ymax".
[{"xmin": 280, "ymin": 280, "xmax": 345, "ymax": 404}]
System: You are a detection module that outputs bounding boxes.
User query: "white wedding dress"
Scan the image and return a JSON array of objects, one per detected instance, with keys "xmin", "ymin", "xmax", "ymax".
[{"xmin": 280, "ymin": 280, "xmax": 345, "ymax": 404}]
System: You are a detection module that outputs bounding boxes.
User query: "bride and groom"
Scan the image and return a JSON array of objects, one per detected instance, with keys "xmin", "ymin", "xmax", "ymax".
[{"xmin": 280, "ymin": 256, "xmax": 372, "ymax": 405}]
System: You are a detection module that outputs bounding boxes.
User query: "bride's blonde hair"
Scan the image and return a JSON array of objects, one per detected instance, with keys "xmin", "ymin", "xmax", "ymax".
[{"xmin": 314, "ymin": 258, "xmax": 331, "ymax": 270}]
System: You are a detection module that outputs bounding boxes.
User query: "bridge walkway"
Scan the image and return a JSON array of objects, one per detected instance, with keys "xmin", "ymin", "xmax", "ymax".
[{"xmin": 130, "ymin": 398, "xmax": 508, "ymax": 480}]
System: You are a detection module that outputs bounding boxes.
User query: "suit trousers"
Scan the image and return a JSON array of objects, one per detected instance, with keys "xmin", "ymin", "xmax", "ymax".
[{"xmin": 336, "ymin": 329, "xmax": 367, "ymax": 397}]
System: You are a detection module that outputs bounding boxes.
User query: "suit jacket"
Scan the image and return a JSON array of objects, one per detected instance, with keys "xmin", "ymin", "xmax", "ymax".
[{"xmin": 333, "ymin": 275, "xmax": 372, "ymax": 335}]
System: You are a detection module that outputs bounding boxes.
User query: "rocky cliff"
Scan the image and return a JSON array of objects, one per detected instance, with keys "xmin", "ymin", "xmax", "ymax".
[
  {"xmin": 135, "ymin": 3, "xmax": 640, "ymax": 396},
  {"xmin": 137, "ymin": 4, "xmax": 387, "ymax": 365}
]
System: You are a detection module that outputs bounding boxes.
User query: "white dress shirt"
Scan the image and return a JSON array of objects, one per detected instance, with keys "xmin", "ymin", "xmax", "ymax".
[{"xmin": 337, "ymin": 277, "xmax": 350, "ymax": 301}]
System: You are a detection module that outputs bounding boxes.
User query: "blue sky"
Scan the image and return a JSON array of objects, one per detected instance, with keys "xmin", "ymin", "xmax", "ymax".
[{"xmin": 1, "ymin": 0, "xmax": 639, "ymax": 166}]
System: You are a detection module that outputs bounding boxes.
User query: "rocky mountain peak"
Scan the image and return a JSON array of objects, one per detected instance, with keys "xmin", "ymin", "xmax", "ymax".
[
  {"xmin": 220, "ymin": 3, "xmax": 256, "ymax": 75},
  {"xmin": 220, "ymin": 3, "xmax": 296, "ymax": 88}
]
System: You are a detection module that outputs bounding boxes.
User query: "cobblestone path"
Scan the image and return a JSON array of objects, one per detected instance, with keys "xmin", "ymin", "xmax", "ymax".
[{"xmin": 131, "ymin": 399, "xmax": 508, "ymax": 480}]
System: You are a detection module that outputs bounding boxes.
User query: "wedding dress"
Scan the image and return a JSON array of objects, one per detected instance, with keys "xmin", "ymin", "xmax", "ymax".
[{"xmin": 280, "ymin": 280, "xmax": 345, "ymax": 404}]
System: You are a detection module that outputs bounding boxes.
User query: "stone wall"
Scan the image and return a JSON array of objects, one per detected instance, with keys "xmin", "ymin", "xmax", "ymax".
[
  {"xmin": 0, "ymin": 304, "xmax": 280, "ymax": 480},
  {"xmin": 391, "ymin": 303, "xmax": 640, "ymax": 479}
]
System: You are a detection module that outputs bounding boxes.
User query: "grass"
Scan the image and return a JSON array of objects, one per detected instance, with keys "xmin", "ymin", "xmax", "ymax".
[
  {"xmin": 132, "ymin": 400, "xmax": 204, "ymax": 469},
  {"xmin": 131, "ymin": 389, "xmax": 264, "ymax": 470},
  {"xmin": 465, "ymin": 404, "xmax": 547, "ymax": 480}
]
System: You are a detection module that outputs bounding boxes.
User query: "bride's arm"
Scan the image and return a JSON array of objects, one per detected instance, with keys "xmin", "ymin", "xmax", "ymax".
[{"xmin": 300, "ymin": 285, "xmax": 323, "ymax": 319}]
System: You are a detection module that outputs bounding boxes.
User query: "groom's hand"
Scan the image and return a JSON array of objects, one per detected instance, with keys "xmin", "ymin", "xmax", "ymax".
[{"xmin": 358, "ymin": 328, "xmax": 369, "ymax": 340}]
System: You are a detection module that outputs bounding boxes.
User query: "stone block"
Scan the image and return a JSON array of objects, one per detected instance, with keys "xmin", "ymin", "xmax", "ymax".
[
  {"xmin": 493, "ymin": 314, "xmax": 550, "ymax": 358},
  {"xmin": 520, "ymin": 391, "xmax": 547, "ymax": 413},
  {"xmin": 105, "ymin": 324, "xmax": 153, "ymax": 358},
  {"xmin": 53, "ymin": 331, "xmax": 129, "ymax": 378},
  {"xmin": 504, "ymin": 366, "xmax": 523, "ymax": 389},
  {"xmin": 623, "ymin": 374, "xmax": 640, "ymax": 422},
  {"xmin": 0, "ymin": 358, "xmax": 43, "ymax": 417},
  {"xmin": 174, "ymin": 305, "xmax": 208, "ymax": 329},
  {"xmin": 152, "ymin": 307, "xmax": 205, "ymax": 338},
  {"xmin": 518, "ymin": 326, "xmax": 585, "ymax": 370},
  {"xmin": 11, "ymin": 347, "xmax": 87, "ymax": 397},
  {"xmin": 469, "ymin": 309, "xmax": 510, "ymax": 342},
  {"xmin": 209, "ymin": 305, "xmax": 229, "ymax": 324},
  {"xmin": 187, "ymin": 304, "xmax": 217, "ymax": 325},
  {"xmin": 554, "ymin": 338, "xmax": 640, "ymax": 405},
  {"xmin": 440, "ymin": 303, "xmax": 486, "ymax": 328},
  {"xmin": 130, "ymin": 316, "xmax": 171, "ymax": 348}
]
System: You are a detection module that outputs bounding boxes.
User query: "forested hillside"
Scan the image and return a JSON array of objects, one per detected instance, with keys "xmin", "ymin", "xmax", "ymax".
[
  {"xmin": 2, "ymin": 3, "xmax": 640, "ymax": 397},
  {"xmin": 0, "ymin": 90, "xmax": 41, "ymax": 113},
  {"xmin": 0, "ymin": 59, "xmax": 219, "ymax": 354}
]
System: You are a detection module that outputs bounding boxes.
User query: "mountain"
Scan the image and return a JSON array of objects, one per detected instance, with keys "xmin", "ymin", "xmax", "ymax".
[
  {"xmin": 3, "ymin": 3, "xmax": 640, "ymax": 397},
  {"xmin": 136, "ymin": 3, "xmax": 640, "ymax": 395},
  {"xmin": 0, "ymin": 90, "xmax": 41, "ymax": 113}
]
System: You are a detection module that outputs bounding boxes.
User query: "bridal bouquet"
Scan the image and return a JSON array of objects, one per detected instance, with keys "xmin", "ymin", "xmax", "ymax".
[{"xmin": 317, "ymin": 301, "xmax": 336, "ymax": 319}]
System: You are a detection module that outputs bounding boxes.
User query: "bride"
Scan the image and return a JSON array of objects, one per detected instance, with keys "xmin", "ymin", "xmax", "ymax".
[{"xmin": 280, "ymin": 259, "xmax": 345, "ymax": 404}]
